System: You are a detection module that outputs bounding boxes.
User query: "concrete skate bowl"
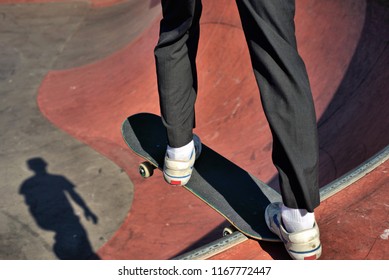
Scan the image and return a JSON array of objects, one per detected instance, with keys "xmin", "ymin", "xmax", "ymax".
[{"xmin": 9, "ymin": 0, "xmax": 387, "ymax": 258}]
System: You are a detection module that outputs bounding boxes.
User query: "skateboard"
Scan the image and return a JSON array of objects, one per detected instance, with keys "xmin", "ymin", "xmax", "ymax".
[{"xmin": 121, "ymin": 113, "xmax": 282, "ymax": 242}]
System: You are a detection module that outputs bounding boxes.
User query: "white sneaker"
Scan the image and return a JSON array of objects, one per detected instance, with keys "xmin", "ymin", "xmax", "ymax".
[
  {"xmin": 163, "ymin": 134, "xmax": 202, "ymax": 186},
  {"xmin": 265, "ymin": 202, "xmax": 322, "ymax": 260}
]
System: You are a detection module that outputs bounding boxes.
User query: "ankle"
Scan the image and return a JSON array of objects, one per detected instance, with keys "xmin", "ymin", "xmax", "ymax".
[
  {"xmin": 167, "ymin": 140, "xmax": 194, "ymax": 161},
  {"xmin": 281, "ymin": 205, "xmax": 315, "ymax": 233}
]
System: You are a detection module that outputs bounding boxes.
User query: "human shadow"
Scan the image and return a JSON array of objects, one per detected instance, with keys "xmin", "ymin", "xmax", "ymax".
[{"xmin": 19, "ymin": 158, "xmax": 99, "ymax": 260}]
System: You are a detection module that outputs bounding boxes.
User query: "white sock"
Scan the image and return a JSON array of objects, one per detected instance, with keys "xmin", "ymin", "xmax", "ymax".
[
  {"xmin": 281, "ymin": 205, "xmax": 315, "ymax": 233},
  {"xmin": 167, "ymin": 140, "xmax": 194, "ymax": 161}
]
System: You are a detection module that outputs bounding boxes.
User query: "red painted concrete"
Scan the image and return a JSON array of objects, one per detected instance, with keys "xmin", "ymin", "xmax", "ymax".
[
  {"xmin": 0, "ymin": 0, "xmax": 126, "ymax": 8},
  {"xmin": 211, "ymin": 160, "xmax": 389, "ymax": 260},
  {"xmin": 34, "ymin": 0, "xmax": 388, "ymax": 259}
]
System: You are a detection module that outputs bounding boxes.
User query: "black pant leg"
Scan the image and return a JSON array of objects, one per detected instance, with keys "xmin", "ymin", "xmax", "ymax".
[
  {"xmin": 154, "ymin": 0, "xmax": 202, "ymax": 148},
  {"xmin": 235, "ymin": 0, "xmax": 320, "ymax": 212}
]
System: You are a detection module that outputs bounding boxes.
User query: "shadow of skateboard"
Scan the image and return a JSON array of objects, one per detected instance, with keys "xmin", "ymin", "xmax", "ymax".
[{"xmin": 122, "ymin": 113, "xmax": 282, "ymax": 241}]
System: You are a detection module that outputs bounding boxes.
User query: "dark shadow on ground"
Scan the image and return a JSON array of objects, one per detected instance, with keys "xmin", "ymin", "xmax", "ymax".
[
  {"xmin": 19, "ymin": 158, "xmax": 100, "ymax": 259},
  {"xmin": 173, "ymin": 0, "xmax": 389, "ymax": 259}
]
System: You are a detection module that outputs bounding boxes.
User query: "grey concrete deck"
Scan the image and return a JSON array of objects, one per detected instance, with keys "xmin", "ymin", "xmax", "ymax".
[{"xmin": 0, "ymin": 0, "xmax": 159, "ymax": 259}]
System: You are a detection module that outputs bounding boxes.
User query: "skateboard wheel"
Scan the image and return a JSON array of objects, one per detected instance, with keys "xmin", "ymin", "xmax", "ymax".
[
  {"xmin": 223, "ymin": 226, "xmax": 236, "ymax": 236},
  {"xmin": 139, "ymin": 162, "xmax": 154, "ymax": 178}
]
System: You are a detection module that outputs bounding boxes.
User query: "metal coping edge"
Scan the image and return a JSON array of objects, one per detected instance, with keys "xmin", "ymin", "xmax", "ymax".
[
  {"xmin": 173, "ymin": 145, "xmax": 389, "ymax": 260},
  {"xmin": 172, "ymin": 231, "xmax": 248, "ymax": 260},
  {"xmin": 319, "ymin": 145, "xmax": 389, "ymax": 201}
]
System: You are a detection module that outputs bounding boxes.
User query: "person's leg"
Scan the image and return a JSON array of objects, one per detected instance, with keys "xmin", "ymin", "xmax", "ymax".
[
  {"xmin": 154, "ymin": 0, "xmax": 202, "ymax": 148},
  {"xmin": 235, "ymin": 0, "xmax": 321, "ymax": 259},
  {"xmin": 154, "ymin": 0, "xmax": 203, "ymax": 185},
  {"xmin": 235, "ymin": 0, "xmax": 319, "ymax": 212}
]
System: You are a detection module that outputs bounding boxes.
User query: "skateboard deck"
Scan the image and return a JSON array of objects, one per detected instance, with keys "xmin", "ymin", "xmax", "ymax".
[{"xmin": 121, "ymin": 113, "xmax": 282, "ymax": 241}]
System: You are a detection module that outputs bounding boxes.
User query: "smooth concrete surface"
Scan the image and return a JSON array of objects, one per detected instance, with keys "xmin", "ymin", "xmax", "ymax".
[
  {"xmin": 1, "ymin": 0, "xmax": 388, "ymax": 259},
  {"xmin": 37, "ymin": 0, "xmax": 388, "ymax": 259},
  {"xmin": 0, "ymin": 0, "xmax": 159, "ymax": 259},
  {"xmin": 210, "ymin": 159, "xmax": 389, "ymax": 260}
]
